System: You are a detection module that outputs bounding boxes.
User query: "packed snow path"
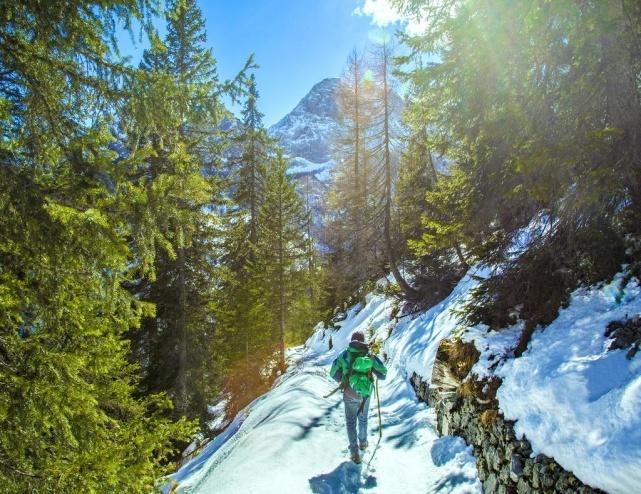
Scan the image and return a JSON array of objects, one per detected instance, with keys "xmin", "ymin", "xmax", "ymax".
[{"xmin": 170, "ymin": 276, "xmax": 484, "ymax": 493}]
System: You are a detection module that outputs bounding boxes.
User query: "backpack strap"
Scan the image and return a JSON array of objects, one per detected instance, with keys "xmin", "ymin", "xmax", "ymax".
[
  {"xmin": 343, "ymin": 352, "xmax": 357, "ymax": 388},
  {"xmin": 324, "ymin": 351, "xmax": 357, "ymax": 399}
]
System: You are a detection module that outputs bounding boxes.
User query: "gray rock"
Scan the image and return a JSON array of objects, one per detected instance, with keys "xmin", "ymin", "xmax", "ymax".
[
  {"xmin": 485, "ymin": 473, "xmax": 499, "ymax": 494},
  {"xmin": 477, "ymin": 457, "xmax": 488, "ymax": 481},
  {"xmin": 499, "ymin": 463, "xmax": 511, "ymax": 483},
  {"xmin": 484, "ymin": 444, "xmax": 502, "ymax": 472},
  {"xmin": 531, "ymin": 464, "xmax": 540, "ymax": 489},
  {"xmin": 540, "ymin": 466, "xmax": 555, "ymax": 489},
  {"xmin": 510, "ymin": 453, "xmax": 524, "ymax": 482},
  {"xmin": 516, "ymin": 478, "xmax": 532, "ymax": 494}
]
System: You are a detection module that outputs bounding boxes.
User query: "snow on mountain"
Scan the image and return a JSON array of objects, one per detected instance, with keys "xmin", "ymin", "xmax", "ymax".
[
  {"xmin": 268, "ymin": 77, "xmax": 405, "ymax": 241},
  {"xmin": 269, "ymin": 77, "xmax": 340, "ymax": 167},
  {"xmin": 268, "ymin": 78, "xmax": 341, "ymax": 237}
]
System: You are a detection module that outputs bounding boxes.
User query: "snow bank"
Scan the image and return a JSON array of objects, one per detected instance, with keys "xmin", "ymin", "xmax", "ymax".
[
  {"xmin": 384, "ymin": 267, "xmax": 489, "ymax": 381},
  {"xmin": 286, "ymin": 156, "xmax": 334, "ymax": 178},
  {"xmin": 492, "ymin": 274, "xmax": 641, "ymax": 494},
  {"xmin": 170, "ymin": 278, "xmax": 482, "ymax": 493}
]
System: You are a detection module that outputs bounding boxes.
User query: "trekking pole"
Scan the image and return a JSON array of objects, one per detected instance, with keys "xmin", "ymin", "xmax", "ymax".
[{"xmin": 376, "ymin": 377, "xmax": 382, "ymax": 439}]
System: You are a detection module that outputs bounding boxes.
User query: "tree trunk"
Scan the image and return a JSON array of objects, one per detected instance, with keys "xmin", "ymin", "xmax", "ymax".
[
  {"xmin": 454, "ymin": 241, "xmax": 469, "ymax": 270},
  {"xmin": 249, "ymin": 131, "xmax": 258, "ymax": 246},
  {"xmin": 176, "ymin": 229, "xmax": 188, "ymax": 414},
  {"xmin": 278, "ymin": 183, "xmax": 286, "ymax": 370},
  {"xmin": 380, "ymin": 43, "xmax": 419, "ymax": 300}
]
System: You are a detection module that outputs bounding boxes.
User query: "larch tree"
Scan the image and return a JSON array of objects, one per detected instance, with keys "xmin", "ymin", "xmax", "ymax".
[
  {"xmin": 369, "ymin": 42, "xmax": 419, "ymax": 298},
  {"xmin": 326, "ymin": 49, "xmax": 379, "ymax": 304}
]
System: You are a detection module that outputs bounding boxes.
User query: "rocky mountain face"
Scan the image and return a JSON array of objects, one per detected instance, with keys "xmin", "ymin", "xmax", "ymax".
[
  {"xmin": 268, "ymin": 78, "xmax": 341, "ymax": 242},
  {"xmin": 269, "ymin": 77, "xmax": 404, "ymax": 241},
  {"xmin": 269, "ymin": 77, "xmax": 340, "ymax": 183}
]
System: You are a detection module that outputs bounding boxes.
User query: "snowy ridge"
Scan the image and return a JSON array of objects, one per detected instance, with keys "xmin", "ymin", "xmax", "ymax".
[
  {"xmin": 268, "ymin": 78, "xmax": 341, "ymax": 233},
  {"xmin": 170, "ymin": 274, "xmax": 484, "ymax": 493}
]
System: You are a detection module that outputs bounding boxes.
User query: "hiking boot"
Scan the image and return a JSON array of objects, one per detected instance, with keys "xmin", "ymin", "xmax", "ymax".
[
  {"xmin": 359, "ymin": 440, "xmax": 368, "ymax": 450},
  {"xmin": 350, "ymin": 452, "xmax": 361, "ymax": 464}
]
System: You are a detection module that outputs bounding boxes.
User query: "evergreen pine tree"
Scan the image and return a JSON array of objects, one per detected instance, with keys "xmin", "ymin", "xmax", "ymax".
[
  {"xmin": 255, "ymin": 152, "xmax": 311, "ymax": 370},
  {"xmin": 217, "ymin": 73, "xmax": 276, "ymax": 413},
  {"xmin": 0, "ymin": 2, "xmax": 193, "ymax": 491},
  {"xmin": 126, "ymin": 0, "xmax": 249, "ymax": 420},
  {"xmin": 396, "ymin": 122, "xmax": 437, "ymax": 254}
]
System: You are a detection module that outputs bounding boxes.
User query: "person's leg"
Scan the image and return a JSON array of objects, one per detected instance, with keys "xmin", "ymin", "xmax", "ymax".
[
  {"xmin": 357, "ymin": 396, "xmax": 371, "ymax": 446},
  {"xmin": 343, "ymin": 395, "xmax": 359, "ymax": 455}
]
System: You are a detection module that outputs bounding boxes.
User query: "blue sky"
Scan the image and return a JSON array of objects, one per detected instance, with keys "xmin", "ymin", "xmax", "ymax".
[{"xmin": 118, "ymin": 0, "xmax": 408, "ymax": 127}]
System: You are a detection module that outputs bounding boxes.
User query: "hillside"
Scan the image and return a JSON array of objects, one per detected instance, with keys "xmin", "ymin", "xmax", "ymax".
[
  {"xmin": 168, "ymin": 263, "xmax": 641, "ymax": 494},
  {"xmin": 168, "ymin": 271, "xmax": 485, "ymax": 493}
]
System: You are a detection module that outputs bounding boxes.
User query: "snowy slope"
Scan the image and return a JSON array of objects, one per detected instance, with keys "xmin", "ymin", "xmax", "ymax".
[
  {"xmin": 461, "ymin": 271, "xmax": 641, "ymax": 494},
  {"xmin": 169, "ymin": 256, "xmax": 641, "ymax": 494},
  {"xmin": 495, "ymin": 274, "xmax": 641, "ymax": 494},
  {"xmin": 169, "ymin": 273, "xmax": 486, "ymax": 493}
]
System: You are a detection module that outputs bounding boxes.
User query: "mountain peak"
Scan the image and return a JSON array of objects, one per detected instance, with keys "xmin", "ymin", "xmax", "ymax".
[{"xmin": 269, "ymin": 78, "xmax": 340, "ymax": 164}]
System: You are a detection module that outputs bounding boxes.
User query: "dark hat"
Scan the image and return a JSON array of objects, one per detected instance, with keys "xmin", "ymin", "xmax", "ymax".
[{"xmin": 351, "ymin": 331, "xmax": 365, "ymax": 342}]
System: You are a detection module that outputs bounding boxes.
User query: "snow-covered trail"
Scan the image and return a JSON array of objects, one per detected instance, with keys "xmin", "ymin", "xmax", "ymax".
[{"xmin": 170, "ymin": 275, "xmax": 484, "ymax": 493}]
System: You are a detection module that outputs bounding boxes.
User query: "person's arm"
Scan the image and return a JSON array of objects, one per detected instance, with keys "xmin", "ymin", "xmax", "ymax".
[
  {"xmin": 329, "ymin": 352, "xmax": 347, "ymax": 382},
  {"xmin": 371, "ymin": 355, "xmax": 387, "ymax": 380}
]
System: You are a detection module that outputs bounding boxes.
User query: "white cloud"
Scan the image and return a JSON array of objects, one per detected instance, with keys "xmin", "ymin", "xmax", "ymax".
[
  {"xmin": 354, "ymin": 0, "xmax": 427, "ymax": 35},
  {"xmin": 354, "ymin": 0, "xmax": 404, "ymax": 26}
]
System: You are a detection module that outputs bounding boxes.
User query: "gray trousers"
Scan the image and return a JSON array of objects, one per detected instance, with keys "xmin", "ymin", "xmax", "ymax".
[{"xmin": 343, "ymin": 392, "xmax": 370, "ymax": 454}]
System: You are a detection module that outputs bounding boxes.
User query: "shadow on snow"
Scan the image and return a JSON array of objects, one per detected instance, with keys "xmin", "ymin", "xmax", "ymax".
[{"xmin": 308, "ymin": 461, "xmax": 376, "ymax": 494}]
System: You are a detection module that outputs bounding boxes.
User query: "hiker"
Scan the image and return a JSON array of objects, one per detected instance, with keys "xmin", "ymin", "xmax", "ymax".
[{"xmin": 329, "ymin": 331, "xmax": 387, "ymax": 464}]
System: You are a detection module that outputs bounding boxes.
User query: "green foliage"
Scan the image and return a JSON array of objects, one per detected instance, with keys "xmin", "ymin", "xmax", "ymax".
[
  {"xmin": 0, "ymin": 1, "xmax": 195, "ymax": 491},
  {"xmin": 395, "ymin": 0, "xmax": 641, "ymax": 325},
  {"xmin": 123, "ymin": 0, "xmax": 228, "ymax": 422},
  {"xmin": 409, "ymin": 166, "xmax": 473, "ymax": 267},
  {"xmin": 218, "ymin": 79, "xmax": 323, "ymax": 414},
  {"xmin": 396, "ymin": 123, "xmax": 437, "ymax": 248},
  {"xmin": 254, "ymin": 153, "xmax": 316, "ymax": 368}
]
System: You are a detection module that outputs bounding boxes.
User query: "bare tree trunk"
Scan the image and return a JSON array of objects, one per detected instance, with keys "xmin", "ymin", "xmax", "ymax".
[
  {"xmin": 380, "ymin": 43, "xmax": 419, "ymax": 299},
  {"xmin": 305, "ymin": 175, "xmax": 314, "ymax": 304},
  {"xmin": 454, "ymin": 241, "xmax": 469, "ymax": 270}
]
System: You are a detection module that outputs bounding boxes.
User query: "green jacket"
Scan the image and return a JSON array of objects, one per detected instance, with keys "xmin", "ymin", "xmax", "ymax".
[{"xmin": 329, "ymin": 341, "xmax": 387, "ymax": 396}]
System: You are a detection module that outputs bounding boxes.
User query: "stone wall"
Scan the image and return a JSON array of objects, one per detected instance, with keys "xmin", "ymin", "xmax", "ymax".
[{"xmin": 410, "ymin": 339, "xmax": 605, "ymax": 494}]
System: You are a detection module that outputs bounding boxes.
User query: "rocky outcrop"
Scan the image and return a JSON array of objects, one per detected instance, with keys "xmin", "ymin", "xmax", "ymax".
[
  {"xmin": 606, "ymin": 315, "xmax": 641, "ymax": 359},
  {"xmin": 411, "ymin": 338, "xmax": 605, "ymax": 494}
]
